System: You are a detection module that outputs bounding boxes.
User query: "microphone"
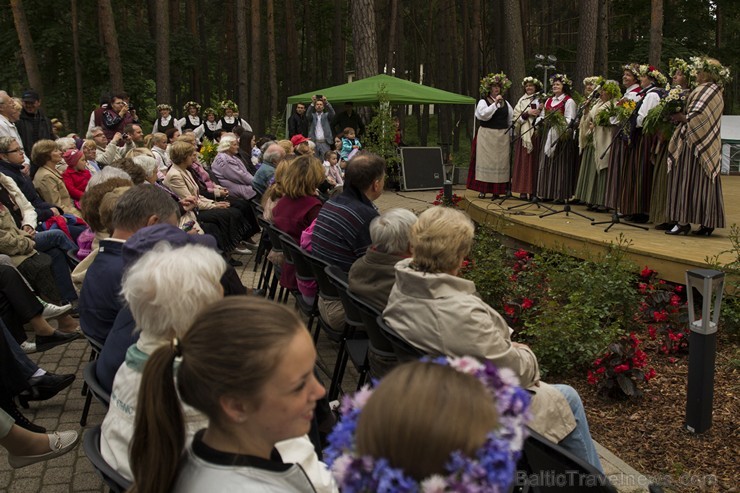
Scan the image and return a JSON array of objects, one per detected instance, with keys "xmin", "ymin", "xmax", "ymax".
[{"xmin": 589, "ymin": 84, "xmax": 602, "ymax": 99}]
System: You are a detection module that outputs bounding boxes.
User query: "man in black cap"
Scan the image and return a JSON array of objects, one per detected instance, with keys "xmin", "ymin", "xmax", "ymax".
[
  {"xmin": 16, "ymin": 90, "xmax": 55, "ymax": 158},
  {"xmin": 332, "ymin": 101, "xmax": 365, "ymax": 137}
]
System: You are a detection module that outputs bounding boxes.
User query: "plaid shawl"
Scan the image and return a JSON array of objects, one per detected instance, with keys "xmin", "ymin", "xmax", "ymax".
[{"xmin": 667, "ymin": 82, "xmax": 724, "ymax": 181}]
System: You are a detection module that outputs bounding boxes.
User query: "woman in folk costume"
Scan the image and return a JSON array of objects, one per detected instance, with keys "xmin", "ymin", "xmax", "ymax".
[
  {"xmin": 650, "ymin": 59, "xmax": 695, "ymax": 230},
  {"xmin": 179, "ymin": 101, "xmax": 202, "ymax": 132},
  {"xmin": 587, "ymin": 80, "xmax": 622, "ymax": 210},
  {"xmin": 511, "ymin": 77, "xmax": 543, "ymax": 200},
  {"xmin": 152, "ymin": 104, "xmax": 180, "ymax": 134},
  {"xmin": 535, "ymin": 73, "xmax": 577, "ymax": 202},
  {"xmin": 618, "ymin": 65, "xmax": 667, "ymax": 223},
  {"xmin": 574, "ymin": 76, "xmax": 603, "ymax": 205},
  {"xmin": 665, "ymin": 57, "xmax": 730, "ymax": 237},
  {"xmin": 603, "ymin": 63, "xmax": 643, "ymax": 212},
  {"xmin": 198, "ymin": 107, "xmax": 220, "ymax": 142},
  {"xmin": 466, "ymin": 72, "xmax": 513, "ymax": 200},
  {"xmin": 218, "ymin": 100, "xmax": 252, "ymax": 133}
]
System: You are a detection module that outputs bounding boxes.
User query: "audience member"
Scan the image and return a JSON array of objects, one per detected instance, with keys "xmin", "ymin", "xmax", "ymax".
[
  {"xmin": 253, "ymin": 143, "xmax": 285, "ymax": 196},
  {"xmin": 16, "ymin": 90, "xmax": 55, "ymax": 159}
]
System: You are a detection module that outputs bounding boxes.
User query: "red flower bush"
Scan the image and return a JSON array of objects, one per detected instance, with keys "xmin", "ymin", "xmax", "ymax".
[
  {"xmin": 588, "ymin": 332, "xmax": 656, "ymax": 398},
  {"xmin": 638, "ymin": 268, "xmax": 689, "ymax": 354}
]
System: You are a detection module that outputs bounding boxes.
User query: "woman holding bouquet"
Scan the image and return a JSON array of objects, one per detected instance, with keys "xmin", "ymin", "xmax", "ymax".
[
  {"xmin": 574, "ymin": 76, "xmax": 603, "ymax": 205},
  {"xmin": 467, "ymin": 72, "xmax": 513, "ymax": 200},
  {"xmin": 511, "ymin": 77, "xmax": 542, "ymax": 200},
  {"xmin": 536, "ymin": 74, "xmax": 577, "ymax": 202},
  {"xmin": 665, "ymin": 57, "xmax": 730, "ymax": 236},
  {"xmin": 649, "ymin": 59, "xmax": 694, "ymax": 229}
]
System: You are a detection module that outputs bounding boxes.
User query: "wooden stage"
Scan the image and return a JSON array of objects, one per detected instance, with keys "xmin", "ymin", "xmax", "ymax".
[{"xmin": 458, "ymin": 175, "xmax": 740, "ymax": 285}]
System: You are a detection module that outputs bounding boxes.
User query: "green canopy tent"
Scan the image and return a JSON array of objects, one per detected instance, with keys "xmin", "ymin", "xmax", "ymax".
[{"xmin": 285, "ymin": 74, "xmax": 476, "ymax": 138}]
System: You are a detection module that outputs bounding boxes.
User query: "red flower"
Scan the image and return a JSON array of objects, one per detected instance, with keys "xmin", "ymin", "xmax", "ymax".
[
  {"xmin": 648, "ymin": 325, "xmax": 657, "ymax": 339},
  {"xmin": 644, "ymin": 368, "xmax": 656, "ymax": 381},
  {"xmin": 670, "ymin": 295, "xmax": 681, "ymax": 307},
  {"xmin": 509, "ymin": 274, "xmax": 518, "ymax": 282},
  {"xmin": 596, "ymin": 366, "xmax": 606, "ymax": 374},
  {"xmin": 674, "ymin": 285, "xmax": 684, "ymax": 293},
  {"xmin": 638, "ymin": 283, "xmax": 648, "ymax": 294},
  {"xmin": 521, "ymin": 298, "xmax": 534, "ymax": 310},
  {"xmin": 614, "ymin": 364, "xmax": 630, "ymax": 373},
  {"xmin": 587, "ymin": 370, "xmax": 598, "ymax": 385},
  {"xmin": 503, "ymin": 305, "xmax": 516, "ymax": 317},
  {"xmin": 629, "ymin": 333, "xmax": 641, "ymax": 347},
  {"xmin": 653, "ymin": 310, "xmax": 668, "ymax": 322},
  {"xmin": 668, "ymin": 357, "xmax": 677, "ymax": 363},
  {"xmin": 432, "ymin": 200, "xmax": 441, "ymax": 206},
  {"xmin": 593, "ymin": 357, "xmax": 603, "ymax": 366},
  {"xmin": 641, "ymin": 266, "xmax": 655, "ymax": 279},
  {"xmin": 514, "ymin": 249, "xmax": 529, "ymax": 260}
]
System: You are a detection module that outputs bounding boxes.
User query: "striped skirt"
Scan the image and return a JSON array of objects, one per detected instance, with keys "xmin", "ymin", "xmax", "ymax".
[
  {"xmin": 618, "ymin": 130, "xmax": 654, "ymax": 216},
  {"xmin": 536, "ymin": 131, "xmax": 578, "ymax": 201},
  {"xmin": 666, "ymin": 144, "xmax": 725, "ymax": 228}
]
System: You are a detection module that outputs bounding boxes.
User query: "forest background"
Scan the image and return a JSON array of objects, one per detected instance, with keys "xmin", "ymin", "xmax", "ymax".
[{"xmin": 1, "ymin": 0, "xmax": 738, "ymax": 157}]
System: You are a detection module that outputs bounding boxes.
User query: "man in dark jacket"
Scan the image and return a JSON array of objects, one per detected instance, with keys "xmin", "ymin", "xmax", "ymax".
[
  {"xmin": 332, "ymin": 101, "xmax": 365, "ymax": 137},
  {"xmin": 288, "ymin": 102, "xmax": 309, "ymax": 138},
  {"xmin": 15, "ymin": 90, "xmax": 55, "ymax": 158}
]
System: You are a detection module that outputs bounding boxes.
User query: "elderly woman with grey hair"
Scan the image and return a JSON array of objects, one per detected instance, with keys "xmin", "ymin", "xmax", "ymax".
[{"xmin": 210, "ymin": 133, "xmax": 257, "ymax": 200}]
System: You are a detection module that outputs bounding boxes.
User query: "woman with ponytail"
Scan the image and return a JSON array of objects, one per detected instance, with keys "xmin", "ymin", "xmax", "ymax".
[{"xmin": 129, "ymin": 296, "xmax": 329, "ymax": 493}]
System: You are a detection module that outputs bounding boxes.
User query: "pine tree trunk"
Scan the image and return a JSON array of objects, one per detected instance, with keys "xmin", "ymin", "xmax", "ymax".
[
  {"xmin": 236, "ymin": 0, "xmax": 249, "ymax": 118},
  {"xmin": 331, "ymin": 0, "xmax": 346, "ymax": 84},
  {"xmin": 249, "ymin": 0, "xmax": 262, "ymax": 133},
  {"xmin": 186, "ymin": 0, "xmax": 201, "ymax": 105},
  {"xmin": 284, "ymin": 0, "xmax": 299, "ymax": 96},
  {"xmin": 155, "ymin": 0, "xmax": 171, "ymax": 104},
  {"xmin": 98, "ymin": 0, "xmax": 124, "ymax": 93},
  {"xmin": 266, "ymin": 0, "xmax": 278, "ymax": 117},
  {"xmin": 504, "ymin": 0, "xmax": 526, "ymax": 103},
  {"xmin": 198, "ymin": 0, "xmax": 211, "ymax": 106},
  {"xmin": 596, "ymin": 0, "xmax": 609, "ymax": 75},
  {"xmin": 71, "ymin": 0, "xmax": 84, "ymax": 131},
  {"xmin": 575, "ymin": 0, "xmax": 598, "ymax": 92},
  {"xmin": 350, "ymin": 0, "xmax": 379, "ymax": 80},
  {"xmin": 10, "ymin": 0, "xmax": 44, "ymax": 97},
  {"xmin": 385, "ymin": 0, "xmax": 398, "ymax": 74},
  {"xmin": 649, "ymin": 0, "xmax": 663, "ymax": 67}
]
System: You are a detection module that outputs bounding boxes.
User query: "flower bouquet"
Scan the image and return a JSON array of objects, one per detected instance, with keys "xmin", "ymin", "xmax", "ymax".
[
  {"xmin": 198, "ymin": 138, "xmax": 218, "ymax": 166},
  {"xmin": 642, "ymin": 86, "xmax": 687, "ymax": 140}
]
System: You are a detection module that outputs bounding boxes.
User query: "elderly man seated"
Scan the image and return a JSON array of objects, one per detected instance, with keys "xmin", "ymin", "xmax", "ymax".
[{"xmin": 382, "ymin": 206, "xmax": 604, "ymax": 472}]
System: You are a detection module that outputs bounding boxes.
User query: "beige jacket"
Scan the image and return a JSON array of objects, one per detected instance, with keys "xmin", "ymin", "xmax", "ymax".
[
  {"xmin": 163, "ymin": 165, "xmax": 216, "ymax": 210},
  {"xmin": 32, "ymin": 165, "xmax": 82, "ymax": 218},
  {"xmin": 0, "ymin": 181, "xmax": 37, "ymax": 266},
  {"xmin": 383, "ymin": 258, "xmax": 576, "ymax": 442}
]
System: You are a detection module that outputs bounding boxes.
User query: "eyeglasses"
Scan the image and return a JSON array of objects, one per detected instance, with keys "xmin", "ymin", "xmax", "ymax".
[{"xmin": 1, "ymin": 148, "xmax": 22, "ymax": 155}]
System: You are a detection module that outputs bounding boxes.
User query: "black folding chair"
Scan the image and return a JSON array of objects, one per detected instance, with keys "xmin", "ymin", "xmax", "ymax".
[
  {"xmin": 346, "ymin": 290, "xmax": 398, "ymax": 379},
  {"xmin": 376, "ymin": 314, "xmax": 426, "ymax": 361},
  {"xmin": 80, "ymin": 360, "xmax": 111, "ymax": 426},
  {"xmin": 302, "ymin": 250, "xmax": 341, "ymax": 345},
  {"xmin": 513, "ymin": 428, "xmax": 618, "ymax": 492},
  {"xmin": 83, "ymin": 425, "xmax": 132, "ymax": 493},
  {"xmin": 79, "ymin": 334, "xmax": 104, "ymax": 425},
  {"xmin": 255, "ymin": 216, "xmax": 274, "ymax": 293},
  {"xmin": 263, "ymin": 224, "xmax": 290, "ymax": 303},
  {"xmin": 324, "ymin": 265, "xmax": 367, "ymax": 400},
  {"xmin": 279, "ymin": 234, "xmax": 319, "ymax": 335}
]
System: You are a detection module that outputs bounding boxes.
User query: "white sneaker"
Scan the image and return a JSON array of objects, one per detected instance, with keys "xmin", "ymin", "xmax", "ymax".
[
  {"xmin": 20, "ymin": 341, "xmax": 37, "ymax": 354},
  {"xmin": 233, "ymin": 247, "xmax": 253, "ymax": 255},
  {"xmin": 40, "ymin": 300, "xmax": 72, "ymax": 319}
]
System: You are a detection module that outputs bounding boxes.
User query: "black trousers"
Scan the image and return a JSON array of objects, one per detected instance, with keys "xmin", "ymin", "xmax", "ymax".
[{"xmin": 0, "ymin": 265, "xmax": 44, "ymax": 343}]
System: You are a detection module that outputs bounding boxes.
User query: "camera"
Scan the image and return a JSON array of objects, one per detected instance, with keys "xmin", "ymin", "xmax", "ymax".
[
  {"xmin": 530, "ymin": 102, "xmax": 538, "ymax": 109},
  {"xmin": 315, "ymin": 94, "xmax": 323, "ymax": 100}
]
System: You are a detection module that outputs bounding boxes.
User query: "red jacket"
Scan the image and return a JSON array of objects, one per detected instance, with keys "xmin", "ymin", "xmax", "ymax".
[{"xmin": 62, "ymin": 167, "xmax": 91, "ymax": 201}]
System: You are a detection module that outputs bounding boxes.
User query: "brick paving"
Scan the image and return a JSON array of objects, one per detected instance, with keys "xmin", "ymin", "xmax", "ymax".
[{"xmin": 0, "ymin": 187, "xmax": 649, "ymax": 492}]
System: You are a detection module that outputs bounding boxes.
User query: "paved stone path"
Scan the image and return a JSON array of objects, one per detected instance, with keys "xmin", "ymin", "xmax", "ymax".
[{"xmin": 0, "ymin": 187, "xmax": 649, "ymax": 492}]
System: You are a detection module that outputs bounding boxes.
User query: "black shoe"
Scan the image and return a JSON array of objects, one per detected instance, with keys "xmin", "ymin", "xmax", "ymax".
[
  {"xmin": 629, "ymin": 213, "xmax": 649, "ymax": 224},
  {"xmin": 228, "ymin": 257, "xmax": 243, "ymax": 267},
  {"xmin": 0, "ymin": 399, "xmax": 46, "ymax": 433},
  {"xmin": 655, "ymin": 222, "xmax": 675, "ymax": 230},
  {"xmin": 35, "ymin": 331, "xmax": 80, "ymax": 352},
  {"xmin": 21, "ymin": 373, "xmax": 76, "ymax": 405},
  {"xmin": 491, "ymin": 195, "xmax": 500, "ymax": 201},
  {"xmin": 691, "ymin": 226, "xmax": 715, "ymax": 236},
  {"xmin": 665, "ymin": 224, "xmax": 690, "ymax": 236}
]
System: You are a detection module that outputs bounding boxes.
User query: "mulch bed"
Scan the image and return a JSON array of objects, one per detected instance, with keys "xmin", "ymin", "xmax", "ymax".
[{"xmin": 561, "ymin": 332, "xmax": 739, "ymax": 492}]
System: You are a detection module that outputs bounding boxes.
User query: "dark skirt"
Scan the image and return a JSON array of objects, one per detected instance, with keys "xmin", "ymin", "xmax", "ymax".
[
  {"xmin": 619, "ymin": 129, "xmax": 654, "ymax": 215},
  {"xmin": 511, "ymin": 137, "xmax": 540, "ymax": 195},
  {"xmin": 536, "ymin": 129, "xmax": 578, "ymax": 201},
  {"xmin": 666, "ymin": 145, "xmax": 725, "ymax": 228},
  {"xmin": 604, "ymin": 129, "xmax": 626, "ymax": 210},
  {"xmin": 197, "ymin": 207, "xmax": 248, "ymax": 252},
  {"xmin": 574, "ymin": 145, "xmax": 598, "ymax": 203},
  {"xmin": 649, "ymin": 139, "xmax": 671, "ymax": 225},
  {"xmin": 466, "ymin": 136, "xmax": 509, "ymax": 195}
]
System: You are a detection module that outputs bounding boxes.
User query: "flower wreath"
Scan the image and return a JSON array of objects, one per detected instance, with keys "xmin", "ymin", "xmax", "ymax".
[
  {"xmin": 689, "ymin": 56, "xmax": 732, "ymax": 87},
  {"xmin": 325, "ymin": 356, "xmax": 531, "ymax": 493},
  {"xmin": 601, "ymin": 79, "xmax": 623, "ymax": 100},
  {"xmin": 668, "ymin": 58, "xmax": 695, "ymax": 89},
  {"xmin": 583, "ymin": 76, "xmax": 603, "ymax": 87},
  {"xmin": 156, "ymin": 103, "xmax": 172, "ymax": 112},
  {"xmin": 480, "ymin": 72, "xmax": 512, "ymax": 94},
  {"xmin": 638, "ymin": 65, "xmax": 668, "ymax": 87},
  {"xmin": 219, "ymin": 99, "xmax": 239, "ymax": 112},
  {"xmin": 549, "ymin": 73, "xmax": 572, "ymax": 88},
  {"xmin": 623, "ymin": 63, "xmax": 641, "ymax": 77},
  {"xmin": 183, "ymin": 101, "xmax": 202, "ymax": 113},
  {"xmin": 521, "ymin": 76, "xmax": 542, "ymax": 90}
]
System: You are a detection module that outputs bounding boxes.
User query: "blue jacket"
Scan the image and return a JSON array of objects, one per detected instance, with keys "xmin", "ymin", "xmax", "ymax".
[
  {"xmin": 96, "ymin": 306, "xmax": 138, "ymax": 394},
  {"xmin": 79, "ymin": 240, "xmax": 125, "ymax": 344}
]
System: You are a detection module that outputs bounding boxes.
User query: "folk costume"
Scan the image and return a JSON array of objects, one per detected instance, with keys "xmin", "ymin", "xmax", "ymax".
[
  {"xmin": 511, "ymin": 78, "xmax": 542, "ymax": 197},
  {"xmin": 179, "ymin": 102, "xmax": 203, "ymax": 132}
]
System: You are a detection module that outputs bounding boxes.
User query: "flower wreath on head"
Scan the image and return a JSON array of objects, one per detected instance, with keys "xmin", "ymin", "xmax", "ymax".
[
  {"xmin": 202, "ymin": 107, "xmax": 217, "ymax": 117},
  {"xmin": 549, "ymin": 73, "xmax": 572, "ymax": 88},
  {"xmin": 583, "ymin": 76, "xmax": 604, "ymax": 88},
  {"xmin": 183, "ymin": 101, "xmax": 201, "ymax": 113},
  {"xmin": 638, "ymin": 65, "xmax": 668, "ymax": 87},
  {"xmin": 668, "ymin": 58, "xmax": 695, "ymax": 89},
  {"xmin": 156, "ymin": 103, "xmax": 172, "ymax": 112},
  {"xmin": 601, "ymin": 80, "xmax": 623, "ymax": 100},
  {"xmin": 521, "ymin": 76, "xmax": 542, "ymax": 90},
  {"xmin": 325, "ymin": 356, "xmax": 532, "ymax": 493},
  {"xmin": 480, "ymin": 72, "xmax": 512, "ymax": 94},
  {"xmin": 219, "ymin": 99, "xmax": 239, "ymax": 113},
  {"xmin": 689, "ymin": 56, "xmax": 732, "ymax": 87},
  {"xmin": 623, "ymin": 63, "xmax": 641, "ymax": 77}
]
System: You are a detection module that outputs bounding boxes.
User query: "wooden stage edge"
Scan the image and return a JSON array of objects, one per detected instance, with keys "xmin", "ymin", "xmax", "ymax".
[{"xmin": 457, "ymin": 175, "xmax": 740, "ymax": 285}]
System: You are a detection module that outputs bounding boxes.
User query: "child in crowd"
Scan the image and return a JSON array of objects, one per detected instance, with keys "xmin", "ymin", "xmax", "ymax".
[
  {"xmin": 322, "ymin": 150, "xmax": 343, "ymax": 188},
  {"xmin": 340, "ymin": 127, "xmax": 362, "ymax": 162},
  {"xmin": 61, "ymin": 149, "xmax": 91, "ymax": 207}
]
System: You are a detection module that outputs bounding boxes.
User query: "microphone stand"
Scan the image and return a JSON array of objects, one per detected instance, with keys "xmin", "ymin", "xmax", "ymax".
[{"xmin": 591, "ymin": 85, "xmax": 654, "ymax": 232}]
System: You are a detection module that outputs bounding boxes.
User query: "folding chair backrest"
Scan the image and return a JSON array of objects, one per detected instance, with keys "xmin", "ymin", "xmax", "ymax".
[
  {"xmin": 279, "ymin": 234, "xmax": 316, "ymax": 283},
  {"xmin": 83, "ymin": 425, "xmax": 132, "ymax": 493},
  {"xmin": 83, "ymin": 360, "xmax": 111, "ymax": 407},
  {"xmin": 376, "ymin": 314, "xmax": 426, "ymax": 362},
  {"xmin": 347, "ymin": 290, "xmax": 395, "ymax": 355},
  {"xmin": 325, "ymin": 265, "xmax": 363, "ymax": 330},
  {"xmin": 515, "ymin": 428, "xmax": 619, "ymax": 492},
  {"xmin": 264, "ymin": 223, "xmax": 284, "ymax": 254},
  {"xmin": 303, "ymin": 251, "xmax": 340, "ymax": 300}
]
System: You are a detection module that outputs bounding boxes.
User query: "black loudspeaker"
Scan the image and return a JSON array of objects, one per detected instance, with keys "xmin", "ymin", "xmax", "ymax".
[{"xmin": 399, "ymin": 147, "xmax": 445, "ymax": 191}]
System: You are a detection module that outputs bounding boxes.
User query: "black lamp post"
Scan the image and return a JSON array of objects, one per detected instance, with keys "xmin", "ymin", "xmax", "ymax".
[{"xmin": 684, "ymin": 269, "xmax": 724, "ymax": 434}]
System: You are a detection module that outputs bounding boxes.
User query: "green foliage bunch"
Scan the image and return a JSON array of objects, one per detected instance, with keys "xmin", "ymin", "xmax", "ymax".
[{"xmin": 364, "ymin": 84, "xmax": 400, "ymax": 180}]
